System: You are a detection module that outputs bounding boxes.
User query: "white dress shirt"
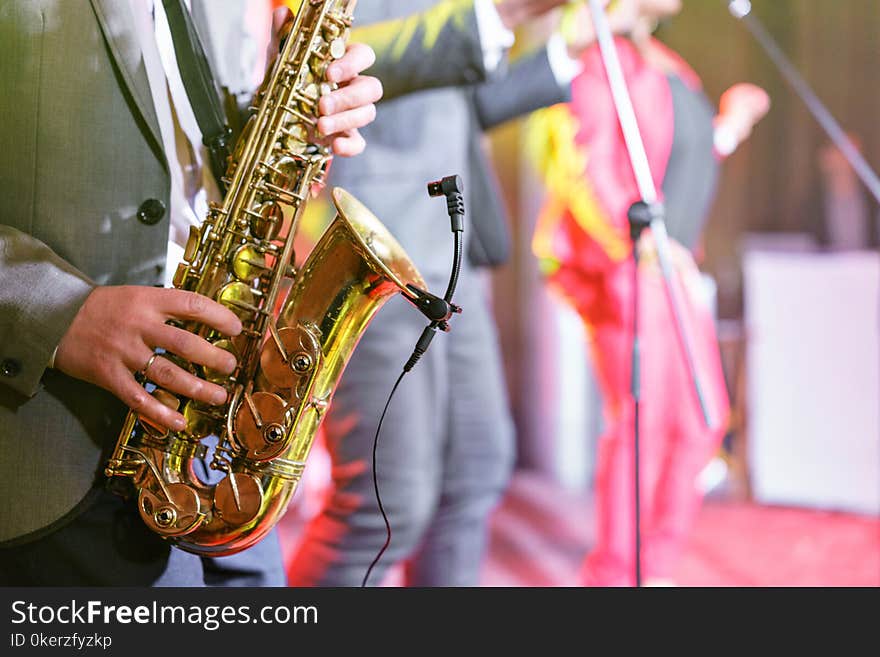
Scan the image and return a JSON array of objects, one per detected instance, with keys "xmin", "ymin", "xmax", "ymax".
[
  {"xmin": 474, "ymin": 0, "xmax": 583, "ymax": 84},
  {"xmin": 128, "ymin": 0, "xmax": 219, "ymax": 286}
]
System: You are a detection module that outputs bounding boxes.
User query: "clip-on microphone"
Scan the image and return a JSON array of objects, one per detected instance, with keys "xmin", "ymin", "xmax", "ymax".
[
  {"xmin": 362, "ymin": 175, "xmax": 466, "ymax": 587},
  {"xmin": 402, "ymin": 175, "xmax": 465, "ymax": 372}
]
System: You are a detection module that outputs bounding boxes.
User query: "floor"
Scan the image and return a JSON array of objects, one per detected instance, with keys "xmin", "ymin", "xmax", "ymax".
[
  {"xmin": 481, "ymin": 472, "xmax": 880, "ymax": 587},
  {"xmin": 279, "ymin": 470, "xmax": 880, "ymax": 587}
]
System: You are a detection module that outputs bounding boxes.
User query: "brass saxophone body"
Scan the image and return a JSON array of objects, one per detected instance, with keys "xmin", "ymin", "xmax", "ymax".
[{"xmin": 105, "ymin": 0, "xmax": 424, "ymax": 556}]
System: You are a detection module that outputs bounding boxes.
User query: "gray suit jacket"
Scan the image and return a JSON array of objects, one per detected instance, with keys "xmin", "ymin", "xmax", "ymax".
[
  {"xmin": 0, "ymin": 0, "xmax": 530, "ymax": 545},
  {"xmin": 0, "ymin": 0, "xmax": 171, "ymax": 545}
]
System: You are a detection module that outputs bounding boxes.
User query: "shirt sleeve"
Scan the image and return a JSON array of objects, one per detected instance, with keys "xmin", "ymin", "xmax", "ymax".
[
  {"xmin": 473, "ymin": 0, "xmax": 516, "ymax": 73},
  {"xmin": 545, "ymin": 32, "xmax": 584, "ymax": 86}
]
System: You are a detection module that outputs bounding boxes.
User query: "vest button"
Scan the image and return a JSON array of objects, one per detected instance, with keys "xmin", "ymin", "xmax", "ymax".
[
  {"xmin": 1, "ymin": 358, "xmax": 22, "ymax": 378},
  {"xmin": 137, "ymin": 199, "xmax": 167, "ymax": 226}
]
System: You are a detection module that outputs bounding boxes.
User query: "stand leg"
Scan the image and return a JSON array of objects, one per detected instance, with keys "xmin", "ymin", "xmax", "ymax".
[
  {"xmin": 629, "ymin": 202, "xmax": 652, "ymax": 588},
  {"xmin": 632, "ymin": 250, "xmax": 642, "ymax": 588}
]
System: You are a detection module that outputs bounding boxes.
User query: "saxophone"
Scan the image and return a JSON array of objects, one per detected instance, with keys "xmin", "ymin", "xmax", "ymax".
[{"xmin": 105, "ymin": 0, "xmax": 425, "ymax": 556}]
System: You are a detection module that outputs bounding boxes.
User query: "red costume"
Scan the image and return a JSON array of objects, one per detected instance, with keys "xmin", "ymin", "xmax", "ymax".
[{"xmin": 530, "ymin": 38, "xmax": 731, "ymax": 586}]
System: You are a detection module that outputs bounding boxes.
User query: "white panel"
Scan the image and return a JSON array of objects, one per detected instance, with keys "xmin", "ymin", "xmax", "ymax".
[{"xmin": 745, "ymin": 249, "xmax": 880, "ymax": 515}]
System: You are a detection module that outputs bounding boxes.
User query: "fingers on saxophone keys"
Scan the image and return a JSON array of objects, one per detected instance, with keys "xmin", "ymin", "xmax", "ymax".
[
  {"xmin": 136, "ymin": 352, "xmax": 228, "ymax": 408},
  {"xmin": 319, "ymin": 75, "xmax": 383, "ymax": 116},
  {"xmin": 160, "ymin": 289, "xmax": 243, "ymax": 337},
  {"xmin": 118, "ymin": 368, "xmax": 187, "ymax": 432},
  {"xmin": 148, "ymin": 325, "xmax": 237, "ymax": 375},
  {"xmin": 317, "ymin": 103, "xmax": 377, "ymax": 141},
  {"xmin": 326, "ymin": 42, "xmax": 376, "ymax": 84}
]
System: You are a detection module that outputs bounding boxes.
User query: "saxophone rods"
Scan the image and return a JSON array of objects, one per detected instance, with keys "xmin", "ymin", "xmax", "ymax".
[{"xmin": 105, "ymin": 0, "xmax": 425, "ymax": 556}]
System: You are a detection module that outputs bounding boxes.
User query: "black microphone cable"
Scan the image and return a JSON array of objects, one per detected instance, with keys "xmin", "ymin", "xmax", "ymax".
[{"xmin": 361, "ymin": 176, "xmax": 465, "ymax": 588}]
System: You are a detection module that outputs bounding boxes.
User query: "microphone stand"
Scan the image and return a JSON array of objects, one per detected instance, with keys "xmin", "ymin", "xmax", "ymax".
[
  {"xmin": 586, "ymin": 0, "xmax": 716, "ymax": 588},
  {"xmin": 725, "ymin": 0, "xmax": 880, "ymax": 533},
  {"xmin": 726, "ymin": 0, "xmax": 880, "ymax": 204}
]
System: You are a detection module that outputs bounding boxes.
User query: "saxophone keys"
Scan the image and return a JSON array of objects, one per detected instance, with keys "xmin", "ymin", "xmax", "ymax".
[
  {"xmin": 282, "ymin": 123, "xmax": 310, "ymax": 156},
  {"xmin": 214, "ymin": 473, "xmax": 263, "ymax": 527},
  {"xmin": 284, "ymin": 123, "xmax": 309, "ymax": 142},
  {"xmin": 231, "ymin": 245, "xmax": 268, "ymax": 284},
  {"xmin": 281, "ymin": 103, "xmax": 317, "ymax": 127},
  {"xmin": 302, "ymin": 82, "xmax": 320, "ymax": 101},
  {"xmin": 249, "ymin": 201, "xmax": 285, "ymax": 242},
  {"xmin": 139, "ymin": 483, "xmax": 203, "ymax": 538},
  {"xmin": 227, "ymin": 116, "xmax": 256, "ymax": 178},
  {"xmin": 183, "ymin": 225, "xmax": 201, "ymax": 263},
  {"xmin": 233, "ymin": 391, "xmax": 290, "ymax": 461},
  {"xmin": 265, "ymin": 155, "xmax": 304, "ymax": 192},
  {"xmin": 216, "ymin": 282, "xmax": 259, "ymax": 320},
  {"xmin": 260, "ymin": 325, "xmax": 321, "ymax": 390},
  {"xmin": 182, "ymin": 400, "xmax": 216, "ymax": 440},
  {"xmin": 329, "ymin": 37, "xmax": 346, "ymax": 60},
  {"xmin": 283, "ymin": 139, "xmax": 308, "ymax": 157},
  {"xmin": 172, "ymin": 262, "xmax": 192, "ymax": 290},
  {"xmin": 308, "ymin": 56, "xmax": 328, "ymax": 82}
]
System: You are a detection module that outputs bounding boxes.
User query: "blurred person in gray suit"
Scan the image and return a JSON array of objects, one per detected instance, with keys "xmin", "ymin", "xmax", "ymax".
[
  {"xmin": 0, "ymin": 0, "xmax": 388, "ymax": 586},
  {"xmin": 287, "ymin": 0, "xmax": 600, "ymax": 586}
]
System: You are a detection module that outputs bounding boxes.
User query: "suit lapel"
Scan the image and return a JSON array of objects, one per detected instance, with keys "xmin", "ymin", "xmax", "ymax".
[{"xmin": 88, "ymin": 0, "xmax": 165, "ymax": 165}]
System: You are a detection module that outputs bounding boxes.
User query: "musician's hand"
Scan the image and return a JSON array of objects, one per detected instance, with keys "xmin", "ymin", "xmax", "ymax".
[
  {"xmin": 716, "ymin": 83, "xmax": 771, "ymax": 144},
  {"xmin": 54, "ymin": 287, "xmax": 242, "ymax": 432},
  {"xmin": 319, "ymin": 42, "xmax": 382, "ymax": 157},
  {"xmin": 268, "ymin": 10, "xmax": 382, "ymax": 157}
]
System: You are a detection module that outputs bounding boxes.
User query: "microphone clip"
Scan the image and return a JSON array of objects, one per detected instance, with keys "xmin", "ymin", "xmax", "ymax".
[{"xmin": 406, "ymin": 285, "xmax": 462, "ymax": 332}]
